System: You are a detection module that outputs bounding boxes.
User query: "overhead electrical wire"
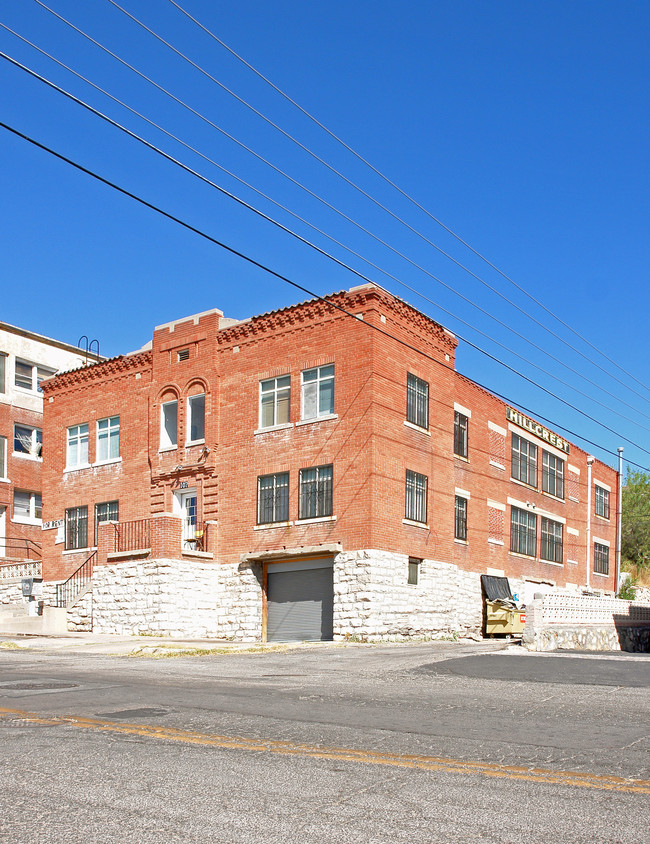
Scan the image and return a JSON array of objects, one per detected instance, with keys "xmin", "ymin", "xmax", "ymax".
[
  {"xmin": 12, "ymin": 8, "xmax": 650, "ymax": 434},
  {"xmin": 0, "ymin": 117, "xmax": 644, "ymax": 474},
  {"xmin": 101, "ymin": 0, "xmax": 650, "ymax": 404},
  {"xmin": 4, "ymin": 24, "xmax": 650, "ymax": 437},
  {"xmin": 30, "ymin": 0, "xmax": 650, "ymax": 412}
]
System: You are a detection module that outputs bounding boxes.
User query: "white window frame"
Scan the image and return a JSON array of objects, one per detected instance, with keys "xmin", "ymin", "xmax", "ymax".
[
  {"xmin": 0, "ymin": 435, "xmax": 6, "ymax": 479},
  {"xmin": 259, "ymin": 375, "xmax": 291, "ymax": 430},
  {"xmin": 160, "ymin": 400, "xmax": 178, "ymax": 450},
  {"xmin": 13, "ymin": 424, "xmax": 42, "ymax": 459},
  {"xmin": 13, "ymin": 489, "xmax": 42, "ymax": 525},
  {"xmin": 66, "ymin": 423, "xmax": 89, "ymax": 469},
  {"xmin": 301, "ymin": 365, "xmax": 335, "ymax": 421},
  {"xmin": 14, "ymin": 358, "xmax": 56, "ymax": 393},
  {"xmin": 186, "ymin": 394, "xmax": 205, "ymax": 444},
  {"xmin": 97, "ymin": 416, "xmax": 120, "ymax": 463}
]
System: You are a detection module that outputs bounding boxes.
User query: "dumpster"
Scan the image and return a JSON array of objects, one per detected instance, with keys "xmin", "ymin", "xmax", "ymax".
[{"xmin": 481, "ymin": 575, "xmax": 526, "ymax": 637}]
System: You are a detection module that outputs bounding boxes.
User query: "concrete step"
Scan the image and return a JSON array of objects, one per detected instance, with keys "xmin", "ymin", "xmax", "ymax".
[
  {"xmin": 0, "ymin": 604, "xmax": 29, "ymax": 619},
  {"xmin": 0, "ymin": 607, "xmax": 67, "ymax": 635}
]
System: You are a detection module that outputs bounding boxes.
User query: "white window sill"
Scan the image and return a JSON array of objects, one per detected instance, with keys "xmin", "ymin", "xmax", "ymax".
[
  {"xmin": 94, "ymin": 457, "xmax": 122, "ymax": 467},
  {"xmin": 295, "ymin": 515, "xmax": 336, "ymax": 525},
  {"xmin": 541, "ymin": 490, "xmax": 565, "ymax": 503},
  {"xmin": 567, "ymin": 559, "xmax": 578, "ymax": 565},
  {"xmin": 488, "ymin": 538, "xmax": 505, "ymax": 546},
  {"xmin": 64, "ymin": 463, "xmax": 92, "ymax": 474},
  {"xmin": 595, "ymin": 514, "xmax": 611, "ymax": 523},
  {"xmin": 63, "ymin": 548, "xmax": 91, "ymax": 556},
  {"xmin": 12, "ymin": 517, "xmax": 42, "ymax": 527},
  {"xmin": 403, "ymin": 420, "xmax": 431, "ymax": 436},
  {"xmin": 13, "ymin": 386, "xmax": 39, "ymax": 396},
  {"xmin": 508, "ymin": 551, "xmax": 536, "ymax": 560},
  {"xmin": 159, "ymin": 445, "xmax": 178, "ymax": 453},
  {"xmin": 12, "ymin": 452, "xmax": 42, "ymax": 462},
  {"xmin": 510, "ymin": 477, "xmax": 537, "ymax": 492},
  {"xmin": 185, "ymin": 439, "xmax": 205, "ymax": 448},
  {"xmin": 539, "ymin": 559, "xmax": 563, "ymax": 567},
  {"xmin": 454, "ymin": 454, "xmax": 469, "ymax": 463},
  {"xmin": 454, "ymin": 538, "xmax": 468, "ymax": 546},
  {"xmin": 254, "ymin": 521, "xmax": 293, "ymax": 530},
  {"xmin": 295, "ymin": 414, "xmax": 338, "ymax": 427},
  {"xmin": 593, "ymin": 571, "xmax": 610, "ymax": 578},
  {"xmin": 254, "ymin": 422, "xmax": 293, "ymax": 435},
  {"xmin": 402, "ymin": 518, "xmax": 429, "ymax": 529},
  {"xmin": 489, "ymin": 460, "xmax": 506, "ymax": 470},
  {"xmin": 0, "ymin": 477, "xmax": 9, "ymax": 484}
]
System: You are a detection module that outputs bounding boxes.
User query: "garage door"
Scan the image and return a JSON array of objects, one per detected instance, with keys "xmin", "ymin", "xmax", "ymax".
[{"xmin": 266, "ymin": 559, "xmax": 333, "ymax": 642}]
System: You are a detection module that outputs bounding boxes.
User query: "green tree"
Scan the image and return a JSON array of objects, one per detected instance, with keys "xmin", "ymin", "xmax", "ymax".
[{"xmin": 621, "ymin": 469, "xmax": 650, "ymax": 571}]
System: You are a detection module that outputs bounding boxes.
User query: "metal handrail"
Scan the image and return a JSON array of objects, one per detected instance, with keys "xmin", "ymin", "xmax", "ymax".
[
  {"xmin": 0, "ymin": 536, "xmax": 42, "ymax": 561},
  {"xmin": 56, "ymin": 550, "xmax": 97, "ymax": 608}
]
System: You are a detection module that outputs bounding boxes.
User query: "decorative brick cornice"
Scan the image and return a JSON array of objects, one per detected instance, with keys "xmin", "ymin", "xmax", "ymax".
[
  {"xmin": 41, "ymin": 351, "xmax": 152, "ymax": 394},
  {"xmin": 217, "ymin": 286, "xmax": 455, "ymax": 350}
]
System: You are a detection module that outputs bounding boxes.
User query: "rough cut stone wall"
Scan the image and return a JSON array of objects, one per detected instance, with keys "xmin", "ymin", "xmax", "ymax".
[
  {"xmin": 91, "ymin": 559, "xmax": 262, "ymax": 641},
  {"xmin": 523, "ymin": 593, "xmax": 650, "ymax": 652},
  {"xmin": 333, "ymin": 550, "xmax": 485, "ymax": 641},
  {"xmin": 67, "ymin": 588, "xmax": 93, "ymax": 632}
]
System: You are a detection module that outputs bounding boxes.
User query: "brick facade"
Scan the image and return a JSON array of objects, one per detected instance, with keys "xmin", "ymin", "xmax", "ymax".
[{"xmin": 38, "ymin": 285, "xmax": 619, "ymax": 637}]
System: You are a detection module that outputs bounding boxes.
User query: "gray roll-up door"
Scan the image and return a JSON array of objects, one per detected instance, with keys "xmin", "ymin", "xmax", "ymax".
[{"xmin": 267, "ymin": 560, "xmax": 333, "ymax": 642}]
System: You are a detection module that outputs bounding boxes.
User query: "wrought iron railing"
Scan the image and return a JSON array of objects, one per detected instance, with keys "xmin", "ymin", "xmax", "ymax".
[
  {"xmin": 0, "ymin": 537, "xmax": 42, "ymax": 561},
  {"xmin": 56, "ymin": 550, "xmax": 97, "ymax": 608},
  {"xmin": 114, "ymin": 519, "xmax": 151, "ymax": 553}
]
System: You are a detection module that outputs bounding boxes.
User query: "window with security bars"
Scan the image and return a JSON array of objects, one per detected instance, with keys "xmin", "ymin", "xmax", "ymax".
[
  {"xmin": 594, "ymin": 542, "xmax": 609, "ymax": 575},
  {"xmin": 406, "ymin": 373, "xmax": 428, "ymax": 429},
  {"xmin": 257, "ymin": 473, "xmax": 289, "ymax": 524},
  {"xmin": 260, "ymin": 375, "xmax": 290, "ymax": 428},
  {"xmin": 66, "ymin": 506, "xmax": 88, "ymax": 550},
  {"xmin": 405, "ymin": 470, "xmax": 427, "ymax": 524},
  {"xmin": 455, "ymin": 496, "xmax": 467, "ymax": 541},
  {"xmin": 95, "ymin": 500, "xmax": 119, "ymax": 544},
  {"xmin": 510, "ymin": 507, "xmax": 537, "ymax": 556},
  {"xmin": 0, "ymin": 436, "xmax": 5, "ymax": 479},
  {"xmin": 454, "ymin": 412, "xmax": 468, "ymax": 458},
  {"xmin": 299, "ymin": 464, "xmax": 333, "ymax": 519},
  {"xmin": 511, "ymin": 433, "xmax": 537, "ymax": 487},
  {"xmin": 540, "ymin": 518, "xmax": 563, "ymax": 563},
  {"xmin": 595, "ymin": 485, "xmax": 610, "ymax": 519},
  {"xmin": 542, "ymin": 451, "xmax": 564, "ymax": 499}
]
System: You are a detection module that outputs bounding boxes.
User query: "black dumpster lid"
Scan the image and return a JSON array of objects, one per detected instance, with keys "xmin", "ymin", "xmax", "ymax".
[{"xmin": 481, "ymin": 575, "xmax": 514, "ymax": 601}]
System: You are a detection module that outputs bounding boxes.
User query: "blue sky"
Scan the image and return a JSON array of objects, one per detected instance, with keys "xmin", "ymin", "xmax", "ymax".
[{"xmin": 1, "ymin": 1, "xmax": 649, "ymax": 471}]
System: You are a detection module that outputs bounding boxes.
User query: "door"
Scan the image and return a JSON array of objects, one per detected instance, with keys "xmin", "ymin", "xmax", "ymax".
[
  {"xmin": 266, "ymin": 558, "xmax": 334, "ymax": 642},
  {"xmin": 175, "ymin": 489, "xmax": 197, "ymax": 550}
]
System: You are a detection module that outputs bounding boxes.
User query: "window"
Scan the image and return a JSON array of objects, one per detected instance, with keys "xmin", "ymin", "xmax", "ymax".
[
  {"xmin": 66, "ymin": 506, "xmax": 88, "ymax": 550},
  {"xmin": 594, "ymin": 542, "xmax": 609, "ymax": 575},
  {"xmin": 257, "ymin": 472, "xmax": 289, "ymax": 524},
  {"xmin": 542, "ymin": 451, "xmax": 564, "ymax": 499},
  {"xmin": 301, "ymin": 365, "xmax": 334, "ymax": 420},
  {"xmin": 13, "ymin": 490, "xmax": 42, "ymax": 523},
  {"xmin": 595, "ymin": 485, "xmax": 610, "ymax": 519},
  {"xmin": 97, "ymin": 416, "xmax": 120, "ymax": 462},
  {"xmin": 0, "ymin": 354, "xmax": 5, "ymax": 393},
  {"xmin": 540, "ymin": 518, "xmax": 563, "ymax": 563},
  {"xmin": 160, "ymin": 401, "xmax": 178, "ymax": 449},
  {"xmin": 14, "ymin": 424, "xmax": 42, "ymax": 458},
  {"xmin": 0, "ymin": 435, "xmax": 5, "ymax": 478},
  {"xmin": 14, "ymin": 359, "xmax": 55, "ymax": 392},
  {"xmin": 511, "ymin": 433, "xmax": 537, "ymax": 487},
  {"xmin": 408, "ymin": 557, "xmax": 421, "ymax": 585},
  {"xmin": 405, "ymin": 470, "xmax": 428, "ymax": 524},
  {"xmin": 454, "ymin": 411, "xmax": 468, "ymax": 458},
  {"xmin": 406, "ymin": 373, "xmax": 428, "ymax": 429},
  {"xmin": 67, "ymin": 424, "xmax": 89, "ymax": 468},
  {"xmin": 455, "ymin": 496, "xmax": 467, "ymax": 541},
  {"xmin": 299, "ymin": 464, "xmax": 333, "ymax": 519},
  {"xmin": 510, "ymin": 507, "xmax": 537, "ymax": 557},
  {"xmin": 95, "ymin": 500, "xmax": 119, "ymax": 544},
  {"xmin": 187, "ymin": 394, "xmax": 205, "ymax": 442},
  {"xmin": 260, "ymin": 375, "xmax": 290, "ymax": 429}
]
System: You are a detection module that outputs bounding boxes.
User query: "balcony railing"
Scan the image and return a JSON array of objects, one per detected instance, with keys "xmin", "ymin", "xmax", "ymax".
[{"xmin": 114, "ymin": 519, "xmax": 151, "ymax": 553}]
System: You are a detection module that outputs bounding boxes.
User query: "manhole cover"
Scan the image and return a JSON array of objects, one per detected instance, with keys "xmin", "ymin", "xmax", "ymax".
[
  {"xmin": 2, "ymin": 681, "xmax": 78, "ymax": 691},
  {"xmin": 96, "ymin": 708, "xmax": 169, "ymax": 719}
]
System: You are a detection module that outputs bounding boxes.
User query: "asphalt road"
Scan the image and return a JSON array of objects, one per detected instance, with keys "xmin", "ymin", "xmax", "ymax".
[{"xmin": 0, "ymin": 641, "xmax": 648, "ymax": 843}]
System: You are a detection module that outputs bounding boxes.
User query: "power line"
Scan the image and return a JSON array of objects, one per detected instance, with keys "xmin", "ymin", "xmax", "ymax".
[
  {"xmin": 0, "ymin": 117, "xmax": 645, "ymax": 473},
  {"xmin": 101, "ymin": 0, "xmax": 650, "ymax": 404},
  {"xmin": 166, "ymin": 0, "xmax": 650, "ymax": 401},
  {"xmin": 5, "ymin": 24, "xmax": 650, "ymax": 438}
]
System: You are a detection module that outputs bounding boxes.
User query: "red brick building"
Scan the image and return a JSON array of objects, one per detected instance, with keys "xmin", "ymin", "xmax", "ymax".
[{"xmin": 40, "ymin": 285, "xmax": 619, "ymax": 641}]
